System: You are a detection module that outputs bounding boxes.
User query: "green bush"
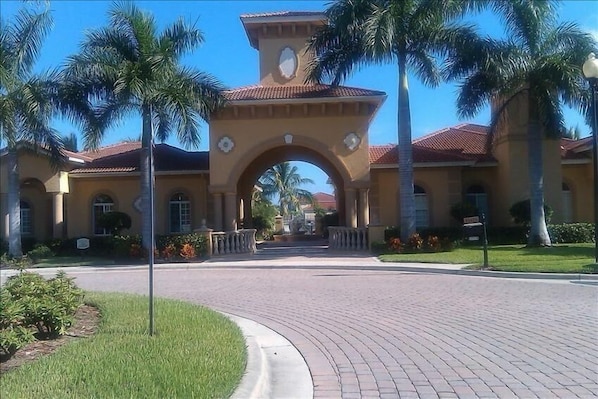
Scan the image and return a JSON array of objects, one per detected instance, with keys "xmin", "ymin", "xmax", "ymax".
[
  {"xmin": 384, "ymin": 226, "xmax": 401, "ymax": 242},
  {"xmin": 97, "ymin": 211, "xmax": 132, "ymax": 236},
  {"xmin": 4, "ymin": 271, "xmax": 83, "ymax": 337},
  {"xmin": 548, "ymin": 223, "xmax": 595, "ymax": 243},
  {"xmin": 27, "ymin": 244, "xmax": 54, "ymax": 262},
  {"xmin": 0, "ymin": 289, "xmax": 35, "ymax": 356},
  {"xmin": 509, "ymin": 199, "xmax": 553, "ymax": 226},
  {"xmin": 157, "ymin": 233, "xmax": 208, "ymax": 259}
]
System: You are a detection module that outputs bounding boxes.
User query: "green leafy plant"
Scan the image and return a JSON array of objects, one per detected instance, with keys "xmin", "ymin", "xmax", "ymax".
[
  {"xmin": 509, "ymin": 199, "xmax": 553, "ymax": 227},
  {"xmin": 405, "ymin": 233, "xmax": 424, "ymax": 252},
  {"xmin": 0, "ymin": 289, "xmax": 35, "ymax": 356},
  {"xmin": 548, "ymin": 223, "xmax": 595, "ymax": 244},
  {"xmin": 27, "ymin": 244, "xmax": 53, "ymax": 262},
  {"xmin": 97, "ymin": 211, "xmax": 132, "ymax": 236}
]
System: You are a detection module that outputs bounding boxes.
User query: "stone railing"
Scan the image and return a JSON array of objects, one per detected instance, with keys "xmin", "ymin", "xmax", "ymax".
[
  {"xmin": 210, "ymin": 229, "xmax": 257, "ymax": 256},
  {"xmin": 328, "ymin": 227, "xmax": 368, "ymax": 251}
]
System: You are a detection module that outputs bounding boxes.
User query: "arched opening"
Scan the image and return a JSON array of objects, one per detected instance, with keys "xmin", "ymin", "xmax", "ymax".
[{"xmin": 20, "ymin": 178, "xmax": 49, "ymax": 239}]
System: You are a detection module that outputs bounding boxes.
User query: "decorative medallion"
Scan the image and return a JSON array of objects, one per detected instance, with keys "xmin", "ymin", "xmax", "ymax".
[
  {"xmin": 279, "ymin": 47, "xmax": 298, "ymax": 79},
  {"xmin": 344, "ymin": 132, "xmax": 361, "ymax": 151},
  {"xmin": 218, "ymin": 136, "xmax": 234, "ymax": 153},
  {"xmin": 284, "ymin": 133, "xmax": 293, "ymax": 144}
]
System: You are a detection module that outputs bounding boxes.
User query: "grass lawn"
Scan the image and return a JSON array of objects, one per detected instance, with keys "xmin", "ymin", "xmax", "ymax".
[
  {"xmin": 0, "ymin": 292, "xmax": 246, "ymax": 399},
  {"xmin": 379, "ymin": 243, "xmax": 597, "ymax": 273}
]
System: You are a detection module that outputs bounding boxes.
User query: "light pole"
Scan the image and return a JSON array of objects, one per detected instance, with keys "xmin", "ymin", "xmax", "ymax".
[{"xmin": 582, "ymin": 52, "xmax": 598, "ymax": 264}]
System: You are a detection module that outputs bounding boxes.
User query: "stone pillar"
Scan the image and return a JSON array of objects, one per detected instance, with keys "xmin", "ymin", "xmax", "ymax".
[
  {"xmin": 345, "ymin": 188, "xmax": 357, "ymax": 228},
  {"xmin": 274, "ymin": 214, "xmax": 283, "ymax": 233},
  {"xmin": 52, "ymin": 192, "xmax": 64, "ymax": 239},
  {"xmin": 358, "ymin": 188, "xmax": 369, "ymax": 228},
  {"xmin": 224, "ymin": 192, "xmax": 237, "ymax": 231},
  {"xmin": 213, "ymin": 193, "xmax": 223, "ymax": 231},
  {"xmin": 194, "ymin": 219, "xmax": 213, "ymax": 257},
  {"xmin": 1, "ymin": 194, "xmax": 8, "ymax": 241},
  {"xmin": 243, "ymin": 195, "xmax": 252, "ymax": 229}
]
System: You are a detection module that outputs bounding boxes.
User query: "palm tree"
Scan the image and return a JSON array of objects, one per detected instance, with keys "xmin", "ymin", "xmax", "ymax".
[
  {"xmin": 259, "ymin": 162, "xmax": 315, "ymax": 218},
  {"xmin": 306, "ymin": 0, "xmax": 475, "ymax": 241},
  {"xmin": 0, "ymin": 6, "xmax": 65, "ymax": 256},
  {"xmin": 446, "ymin": 0, "xmax": 595, "ymax": 246},
  {"xmin": 61, "ymin": 132, "xmax": 78, "ymax": 151},
  {"xmin": 563, "ymin": 125, "xmax": 582, "ymax": 140},
  {"xmin": 63, "ymin": 2, "xmax": 225, "ymax": 252}
]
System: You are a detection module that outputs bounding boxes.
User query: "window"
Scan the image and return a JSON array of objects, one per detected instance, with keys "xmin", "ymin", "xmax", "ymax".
[
  {"xmin": 562, "ymin": 183, "xmax": 573, "ymax": 223},
  {"xmin": 466, "ymin": 185, "xmax": 489, "ymax": 222},
  {"xmin": 93, "ymin": 194, "xmax": 114, "ymax": 236},
  {"xmin": 414, "ymin": 185, "xmax": 429, "ymax": 228},
  {"xmin": 20, "ymin": 201, "xmax": 32, "ymax": 235},
  {"xmin": 170, "ymin": 192, "xmax": 191, "ymax": 233}
]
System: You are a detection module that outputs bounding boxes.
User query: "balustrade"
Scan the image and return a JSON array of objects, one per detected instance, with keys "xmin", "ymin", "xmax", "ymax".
[{"xmin": 328, "ymin": 227, "xmax": 368, "ymax": 251}]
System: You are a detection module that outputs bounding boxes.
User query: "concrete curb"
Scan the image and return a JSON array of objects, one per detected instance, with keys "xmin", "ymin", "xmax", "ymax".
[{"xmin": 224, "ymin": 313, "xmax": 313, "ymax": 399}]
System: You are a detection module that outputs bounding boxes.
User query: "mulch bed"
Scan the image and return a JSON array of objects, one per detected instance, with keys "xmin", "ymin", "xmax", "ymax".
[{"xmin": 0, "ymin": 305, "xmax": 100, "ymax": 374}]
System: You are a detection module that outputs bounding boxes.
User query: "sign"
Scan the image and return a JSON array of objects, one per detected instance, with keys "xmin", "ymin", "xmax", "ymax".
[
  {"xmin": 76, "ymin": 238, "xmax": 90, "ymax": 250},
  {"xmin": 463, "ymin": 216, "xmax": 480, "ymax": 224}
]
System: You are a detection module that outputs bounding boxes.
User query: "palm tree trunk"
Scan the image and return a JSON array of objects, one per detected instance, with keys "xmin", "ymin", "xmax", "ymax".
[
  {"xmin": 7, "ymin": 149, "xmax": 23, "ymax": 257},
  {"xmin": 398, "ymin": 53, "xmax": 416, "ymax": 241},
  {"xmin": 140, "ymin": 105, "xmax": 153, "ymax": 252},
  {"xmin": 527, "ymin": 117, "xmax": 551, "ymax": 246}
]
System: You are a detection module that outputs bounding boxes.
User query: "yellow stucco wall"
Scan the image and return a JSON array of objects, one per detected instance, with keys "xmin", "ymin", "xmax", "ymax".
[
  {"xmin": 562, "ymin": 163, "xmax": 593, "ymax": 223},
  {"xmin": 66, "ymin": 174, "xmax": 209, "ymax": 238},
  {"xmin": 0, "ymin": 151, "xmax": 69, "ymax": 194}
]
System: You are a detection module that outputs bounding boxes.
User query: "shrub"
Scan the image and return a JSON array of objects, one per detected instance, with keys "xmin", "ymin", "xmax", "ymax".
[
  {"xmin": 405, "ymin": 233, "xmax": 424, "ymax": 252},
  {"xmin": 419, "ymin": 227, "xmax": 463, "ymax": 242},
  {"xmin": 384, "ymin": 226, "xmax": 401, "ymax": 242},
  {"xmin": 450, "ymin": 202, "xmax": 479, "ymax": 223},
  {"xmin": 180, "ymin": 243, "xmax": 196, "ymax": 259},
  {"xmin": 548, "ymin": 223, "xmax": 595, "ymax": 243},
  {"xmin": 27, "ymin": 244, "xmax": 53, "ymax": 262},
  {"xmin": 370, "ymin": 241, "xmax": 389, "ymax": 255},
  {"xmin": 486, "ymin": 226, "xmax": 528, "ymax": 244},
  {"xmin": 161, "ymin": 244, "xmax": 177, "ymax": 260},
  {"xmin": 389, "ymin": 237, "xmax": 403, "ymax": 253},
  {"xmin": 4, "ymin": 271, "xmax": 83, "ymax": 337},
  {"xmin": 509, "ymin": 199, "xmax": 553, "ymax": 226},
  {"xmin": 0, "ymin": 289, "xmax": 34, "ymax": 356},
  {"xmin": 157, "ymin": 233, "xmax": 207, "ymax": 258},
  {"xmin": 97, "ymin": 211, "xmax": 132, "ymax": 236},
  {"xmin": 425, "ymin": 235, "xmax": 442, "ymax": 252}
]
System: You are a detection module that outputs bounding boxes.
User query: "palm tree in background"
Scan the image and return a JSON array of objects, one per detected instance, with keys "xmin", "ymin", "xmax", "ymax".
[
  {"xmin": 259, "ymin": 162, "xmax": 315, "ymax": 218},
  {"xmin": 446, "ymin": 0, "xmax": 595, "ymax": 246},
  {"xmin": 306, "ymin": 0, "xmax": 475, "ymax": 240},
  {"xmin": 63, "ymin": 2, "xmax": 225, "ymax": 251},
  {"xmin": 61, "ymin": 132, "xmax": 78, "ymax": 151},
  {"xmin": 563, "ymin": 125, "xmax": 582, "ymax": 140},
  {"xmin": 0, "ymin": 5, "xmax": 65, "ymax": 256}
]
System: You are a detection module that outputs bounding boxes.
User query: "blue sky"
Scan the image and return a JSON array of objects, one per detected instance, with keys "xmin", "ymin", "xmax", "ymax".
[{"xmin": 2, "ymin": 0, "xmax": 597, "ymax": 195}]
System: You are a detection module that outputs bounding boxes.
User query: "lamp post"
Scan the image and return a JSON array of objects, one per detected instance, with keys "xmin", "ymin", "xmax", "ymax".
[{"xmin": 582, "ymin": 52, "xmax": 598, "ymax": 264}]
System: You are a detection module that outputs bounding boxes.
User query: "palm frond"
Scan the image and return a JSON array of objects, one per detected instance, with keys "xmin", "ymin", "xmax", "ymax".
[{"xmin": 159, "ymin": 17, "xmax": 204, "ymax": 60}]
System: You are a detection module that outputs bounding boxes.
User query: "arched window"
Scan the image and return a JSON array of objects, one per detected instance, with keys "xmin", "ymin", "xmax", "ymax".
[
  {"xmin": 93, "ymin": 194, "xmax": 114, "ymax": 236},
  {"xmin": 20, "ymin": 201, "xmax": 32, "ymax": 235},
  {"xmin": 170, "ymin": 192, "xmax": 191, "ymax": 233},
  {"xmin": 562, "ymin": 183, "xmax": 573, "ymax": 223},
  {"xmin": 466, "ymin": 185, "xmax": 489, "ymax": 221},
  {"xmin": 414, "ymin": 185, "xmax": 429, "ymax": 228}
]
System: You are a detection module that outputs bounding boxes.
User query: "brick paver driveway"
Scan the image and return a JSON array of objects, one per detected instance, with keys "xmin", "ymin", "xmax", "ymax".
[{"xmin": 71, "ymin": 267, "xmax": 597, "ymax": 399}]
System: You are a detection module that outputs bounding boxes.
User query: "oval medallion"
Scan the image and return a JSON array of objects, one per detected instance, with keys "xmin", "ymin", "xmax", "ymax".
[{"xmin": 279, "ymin": 47, "xmax": 297, "ymax": 79}]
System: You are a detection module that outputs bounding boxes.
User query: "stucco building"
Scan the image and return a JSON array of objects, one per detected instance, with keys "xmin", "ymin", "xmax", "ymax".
[{"xmin": 0, "ymin": 11, "xmax": 594, "ymax": 244}]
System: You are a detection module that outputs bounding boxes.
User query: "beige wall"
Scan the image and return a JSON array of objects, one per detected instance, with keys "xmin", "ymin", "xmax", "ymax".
[
  {"xmin": 562, "ymin": 163, "xmax": 594, "ymax": 223},
  {"xmin": 259, "ymin": 36, "xmax": 312, "ymax": 86},
  {"xmin": 66, "ymin": 173, "xmax": 209, "ymax": 238}
]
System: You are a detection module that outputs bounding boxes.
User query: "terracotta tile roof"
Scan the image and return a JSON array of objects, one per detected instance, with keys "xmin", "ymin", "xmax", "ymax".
[
  {"xmin": 79, "ymin": 141, "xmax": 141, "ymax": 160},
  {"xmin": 70, "ymin": 143, "xmax": 209, "ymax": 175},
  {"xmin": 224, "ymin": 84, "xmax": 386, "ymax": 102},
  {"xmin": 240, "ymin": 11, "xmax": 324, "ymax": 19},
  {"xmin": 413, "ymin": 123, "xmax": 490, "ymax": 157},
  {"xmin": 313, "ymin": 192, "xmax": 336, "ymax": 209},
  {"xmin": 561, "ymin": 136, "xmax": 593, "ymax": 159},
  {"xmin": 370, "ymin": 144, "xmax": 479, "ymax": 165}
]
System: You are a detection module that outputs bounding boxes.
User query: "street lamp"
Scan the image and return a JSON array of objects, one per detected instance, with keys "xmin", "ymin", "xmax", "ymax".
[{"xmin": 582, "ymin": 52, "xmax": 598, "ymax": 264}]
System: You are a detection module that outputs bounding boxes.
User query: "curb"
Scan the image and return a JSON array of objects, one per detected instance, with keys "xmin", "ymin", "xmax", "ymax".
[{"xmin": 224, "ymin": 313, "xmax": 313, "ymax": 399}]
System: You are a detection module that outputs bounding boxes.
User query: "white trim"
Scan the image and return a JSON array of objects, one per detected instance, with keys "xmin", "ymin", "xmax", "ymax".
[
  {"xmin": 69, "ymin": 170, "xmax": 210, "ymax": 178},
  {"xmin": 241, "ymin": 15, "xmax": 325, "ymax": 25},
  {"xmin": 227, "ymin": 95, "xmax": 386, "ymax": 107}
]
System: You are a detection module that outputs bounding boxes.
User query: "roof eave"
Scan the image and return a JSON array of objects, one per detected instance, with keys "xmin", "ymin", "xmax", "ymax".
[
  {"xmin": 227, "ymin": 94, "xmax": 387, "ymax": 107},
  {"xmin": 562, "ymin": 158, "xmax": 591, "ymax": 165}
]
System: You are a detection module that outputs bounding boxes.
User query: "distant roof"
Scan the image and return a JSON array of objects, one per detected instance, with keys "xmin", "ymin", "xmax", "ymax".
[
  {"xmin": 70, "ymin": 143, "xmax": 209, "ymax": 175},
  {"xmin": 224, "ymin": 84, "xmax": 386, "ymax": 103},
  {"xmin": 240, "ymin": 11, "xmax": 325, "ymax": 19},
  {"xmin": 79, "ymin": 141, "xmax": 141, "ymax": 160}
]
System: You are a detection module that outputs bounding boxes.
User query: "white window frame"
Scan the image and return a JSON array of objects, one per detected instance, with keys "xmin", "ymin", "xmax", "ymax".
[
  {"xmin": 414, "ymin": 185, "xmax": 429, "ymax": 229},
  {"xmin": 93, "ymin": 195, "xmax": 114, "ymax": 236},
  {"xmin": 169, "ymin": 193, "xmax": 191, "ymax": 233},
  {"xmin": 20, "ymin": 201, "xmax": 32, "ymax": 235},
  {"xmin": 466, "ymin": 185, "xmax": 489, "ymax": 222}
]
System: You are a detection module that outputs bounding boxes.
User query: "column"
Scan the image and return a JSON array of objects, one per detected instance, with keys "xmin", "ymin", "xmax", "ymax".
[
  {"xmin": 224, "ymin": 192, "xmax": 237, "ymax": 231},
  {"xmin": 1, "ymin": 194, "xmax": 8, "ymax": 241},
  {"xmin": 358, "ymin": 188, "xmax": 369, "ymax": 228},
  {"xmin": 344, "ymin": 188, "xmax": 357, "ymax": 228},
  {"xmin": 213, "ymin": 193, "xmax": 223, "ymax": 231},
  {"xmin": 52, "ymin": 192, "xmax": 64, "ymax": 239},
  {"xmin": 242, "ymin": 194, "xmax": 252, "ymax": 229}
]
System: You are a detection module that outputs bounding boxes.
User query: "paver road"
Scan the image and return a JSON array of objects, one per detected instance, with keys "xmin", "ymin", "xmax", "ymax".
[{"xmin": 70, "ymin": 267, "xmax": 597, "ymax": 399}]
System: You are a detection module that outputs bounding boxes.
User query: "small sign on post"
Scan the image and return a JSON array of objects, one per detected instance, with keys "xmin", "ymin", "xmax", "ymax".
[
  {"xmin": 76, "ymin": 238, "xmax": 90, "ymax": 258},
  {"xmin": 462, "ymin": 215, "xmax": 489, "ymax": 268}
]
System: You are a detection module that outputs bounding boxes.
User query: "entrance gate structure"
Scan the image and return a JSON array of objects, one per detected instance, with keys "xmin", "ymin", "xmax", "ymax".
[{"xmin": 207, "ymin": 12, "xmax": 386, "ymax": 248}]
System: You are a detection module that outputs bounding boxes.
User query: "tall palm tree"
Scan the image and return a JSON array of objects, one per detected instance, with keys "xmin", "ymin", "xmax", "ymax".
[
  {"xmin": 61, "ymin": 132, "xmax": 78, "ymax": 151},
  {"xmin": 446, "ymin": 0, "xmax": 595, "ymax": 246},
  {"xmin": 259, "ymin": 162, "xmax": 314, "ymax": 218},
  {"xmin": 0, "ymin": 6, "xmax": 65, "ymax": 257},
  {"xmin": 306, "ymin": 0, "xmax": 474, "ymax": 241},
  {"xmin": 63, "ymin": 2, "xmax": 225, "ymax": 251}
]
